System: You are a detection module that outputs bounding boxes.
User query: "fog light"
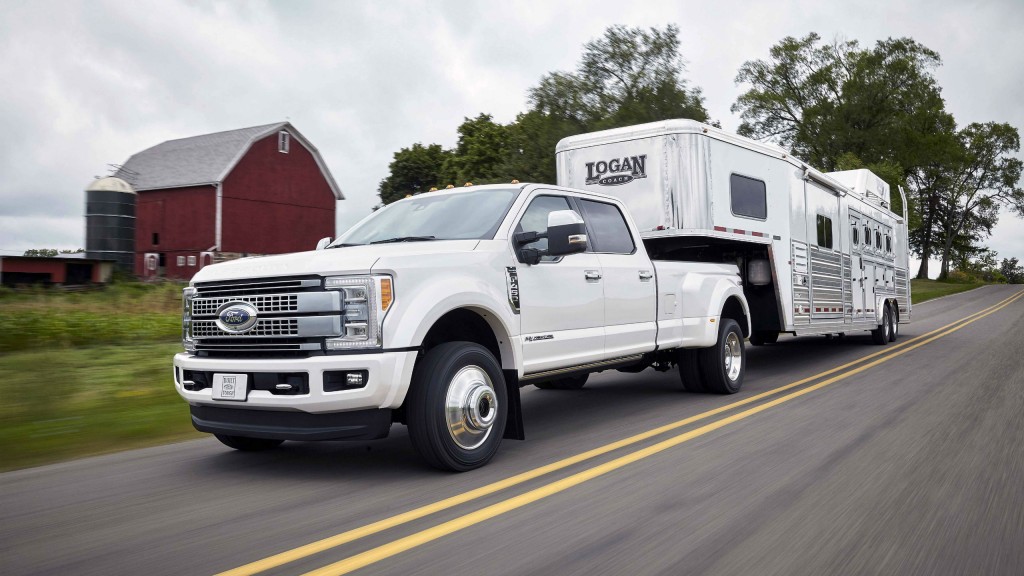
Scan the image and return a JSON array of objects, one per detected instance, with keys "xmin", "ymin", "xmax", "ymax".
[{"xmin": 323, "ymin": 370, "xmax": 369, "ymax": 392}]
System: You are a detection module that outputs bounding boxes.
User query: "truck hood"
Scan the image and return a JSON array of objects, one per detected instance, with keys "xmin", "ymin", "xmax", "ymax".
[{"xmin": 190, "ymin": 240, "xmax": 481, "ymax": 283}]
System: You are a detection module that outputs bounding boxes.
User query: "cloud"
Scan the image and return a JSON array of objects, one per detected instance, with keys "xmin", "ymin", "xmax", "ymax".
[{"xmin": 0, "ymin": 0, "xmax": 1021, "ymax": 260}]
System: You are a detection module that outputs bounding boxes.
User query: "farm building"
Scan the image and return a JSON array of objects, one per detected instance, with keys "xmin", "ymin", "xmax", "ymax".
[
  {"xmin": 112, "ymin": 122, "xmax": 343, "ymax": 279},
  {"xmin": 0, "ymin": 254, "xmax": 115, "ymax": 287}
]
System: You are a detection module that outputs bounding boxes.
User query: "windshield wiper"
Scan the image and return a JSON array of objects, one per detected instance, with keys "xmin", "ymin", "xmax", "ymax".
[
  {"xmin": 328, "ymin": 243, "xmax": 363, "ymax": 248},
  {"xmin": 369, "ymin": 236, "xmax": 437, "ymax": 244}
]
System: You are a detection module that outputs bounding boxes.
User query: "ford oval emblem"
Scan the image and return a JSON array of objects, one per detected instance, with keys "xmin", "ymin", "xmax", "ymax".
[
  {"xmin": 215, "ymin": 301, "xmax": 259, "ymax": 333},
  {"xmin": 598, "ymin": 174, "xmax": 634, "ymax": 186}
]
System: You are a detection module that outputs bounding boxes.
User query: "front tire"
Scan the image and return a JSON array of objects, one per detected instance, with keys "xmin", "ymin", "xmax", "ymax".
[
  {"xmin": 698, "ymin": 319, "xmax": 745, "ymax": 394},
  {"xmin": 406, "ymin": 342, "xmax": 507, "ymax": 472},
  {"xmin": 214, "ymin": 435, "xmax": 284, "ymax": 451}
]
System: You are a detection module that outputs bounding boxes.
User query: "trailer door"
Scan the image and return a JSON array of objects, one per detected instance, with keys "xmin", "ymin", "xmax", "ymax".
[
  {"xmin": 849, "ymin": 213, "xmax": 867, "ymax": 318},
  {"xmin": 805, "ymin": 182, "xmax": 843, "ymax": 320}
]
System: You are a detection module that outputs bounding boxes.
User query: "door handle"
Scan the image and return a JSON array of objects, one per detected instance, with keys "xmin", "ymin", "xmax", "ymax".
[
  {"xmin": 638, "ymin": 270, "xmax": 653, "ymax": 281},
  {"xmin": 584, "ymin": 270, "xmax": 602, "ymax": 281}
]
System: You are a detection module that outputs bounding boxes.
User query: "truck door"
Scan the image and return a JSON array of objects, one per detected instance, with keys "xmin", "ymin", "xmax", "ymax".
[
  {"xmin": 575, "ymin": 197, "xmax": 657, "ymax": 359},
  {"xmin": 512, "ymin": 193, "xmax": 606, "ymax": 374}
]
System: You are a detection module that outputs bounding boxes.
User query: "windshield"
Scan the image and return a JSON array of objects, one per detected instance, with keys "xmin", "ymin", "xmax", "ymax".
[{"xmin": 333, "ymin": 188, "xmax": 521, "ymax": 246}]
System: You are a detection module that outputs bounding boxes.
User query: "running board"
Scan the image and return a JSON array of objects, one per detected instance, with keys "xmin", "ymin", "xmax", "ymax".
[{"xmin": 521, "ymin": 355, "xmax": 645, "ymax": 382}]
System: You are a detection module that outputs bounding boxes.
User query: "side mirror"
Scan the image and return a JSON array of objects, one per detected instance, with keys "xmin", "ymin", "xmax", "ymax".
[
  {"xmin": 315, "ymin": 237, "xmax": 332, "ymax": 250},
  {"xmin": 546, "ymin": 210, "xmax": 587, "ymax": 256}
]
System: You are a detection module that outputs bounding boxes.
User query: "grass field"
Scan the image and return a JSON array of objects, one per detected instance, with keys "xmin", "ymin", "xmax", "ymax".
[
  {"xmin": 910, "ymin": 278, "xmax": 985, "ymax": 304},
  {"xmin": 0, "ymin": 342, "xmax": 200, "ymax": 471}
]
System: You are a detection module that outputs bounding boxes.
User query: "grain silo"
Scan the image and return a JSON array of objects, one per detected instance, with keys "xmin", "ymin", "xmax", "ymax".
[{"xmin": 84, "ymin": 176, "xmax": 136, "ymax": 270}]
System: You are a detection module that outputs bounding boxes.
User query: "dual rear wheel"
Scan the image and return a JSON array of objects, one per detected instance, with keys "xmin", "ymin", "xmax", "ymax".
[{"xmin": 678, "ymin": 318, "xmax": 745, "ymax": 395}]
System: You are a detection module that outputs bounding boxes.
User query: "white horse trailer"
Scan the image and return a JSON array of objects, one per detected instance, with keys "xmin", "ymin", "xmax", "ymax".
[{"xmin": 556, "ymin": 119, "xmax": 911, "ymax": 345}]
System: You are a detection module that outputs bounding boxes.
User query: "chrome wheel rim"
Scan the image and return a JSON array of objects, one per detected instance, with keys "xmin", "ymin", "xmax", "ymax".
[
  {"xmin": 723, "ymin": 332, "xmax": 742, "ymax": 381},
  {"xmin": 445, "ymin": 365, "xmax": 498, "ymax": 450}
]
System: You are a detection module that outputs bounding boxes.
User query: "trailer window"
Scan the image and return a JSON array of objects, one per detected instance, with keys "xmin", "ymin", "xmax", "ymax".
[
  {"xmin": 730, "ymin": 174, "xmax": 767, "ymax": 219},
  {"xmin": 852, "ymin": 227, "xmax": 859, "ymax": 246},
  {"xmin": 885, "ymin": 234, "xmax": 892, "ymax": 253},
  {"xmin": 577, "ymin": 199, "xmax": 635, "ymax": 254},
  {"xmin": 816, "ymin": 215, "xmax": 833, "ymax": 249},
  {"xmin": 875, "ymin": 231, "xmax": 882, "ymax": 249}
]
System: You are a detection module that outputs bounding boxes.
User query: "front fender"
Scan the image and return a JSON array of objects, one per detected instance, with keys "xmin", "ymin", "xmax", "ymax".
[{"xmin": 380, "ymin": 274, "xmax": 520, "ymax": 370}]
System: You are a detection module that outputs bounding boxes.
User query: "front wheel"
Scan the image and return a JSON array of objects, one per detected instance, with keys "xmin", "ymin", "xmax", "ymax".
[
  {"xmin": 698, "ymin": 319, "xmax": 745, "ymax": 394},
  {"xmin": 406, "ymin": 342, "xmax": 507, "ymax": 472},
  {"xmin": 214, "ymin": 435, "xmax": 284, "ymax": 451}
]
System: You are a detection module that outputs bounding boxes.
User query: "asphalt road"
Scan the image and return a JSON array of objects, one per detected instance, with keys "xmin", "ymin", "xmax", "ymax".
[{"xmin": 3, "ymin": 285, "xmax": 1023, "ymax": 576}]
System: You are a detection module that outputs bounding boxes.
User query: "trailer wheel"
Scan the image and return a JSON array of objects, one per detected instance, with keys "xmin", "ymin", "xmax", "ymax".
[
  {"xmin": 214, "ymin": 435, "xmax": 284, "ymax": 451},
  {"xmin": 407, "ymin": 342, "xmax": 507, "ymax": 472},
  {"xmin": 535, "ymin": 374, "xmax": 589, "ymax": 390},
  {"xmin": 676, "ymin": 348, "xmax": 706, "ymax": 393},
  {"xmin": 749, "ymin": 331, "xmax": 778, "ymax": 346},
  {"xmin": 887, "ymin": 306, "xmax": 898, "ymax": 342},
  {"xmin": 871, "ymin": 307, "xmax": 890, "ymax": 345},
  {"xmin": 698, "ymin": 319, "xmax": 745, "ymax": 394}
]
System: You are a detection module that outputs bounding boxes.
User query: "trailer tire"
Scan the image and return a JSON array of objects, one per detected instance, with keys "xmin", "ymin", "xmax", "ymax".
[
  {"xmin": 749, "ymin": 331, "xmax": 778, "ymax": 346},
  {"xmin": 534, "ymin": 374, "xmax": 589, "ymax": 390},
  {"xmin": 698, "ymin": 319, "xmax": 745, "ymax": 394},
  {"xmin": 214, "ymin": 435, "xmax": 284, "ymax": 451},
  {"xmin": 871, "ymin": 307, "xmax": 890, "ymax": 345},
  {"xmin": 407, "ymin": 342, "xmax": 507, "ymax": 472},
  {"xmin": 887, "ymin": 306, "xmax": 898, "ymax": 342}
]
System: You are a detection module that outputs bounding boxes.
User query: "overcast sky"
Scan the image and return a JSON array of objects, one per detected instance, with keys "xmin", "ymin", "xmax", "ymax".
[{"xmin": 1, "ymin": 0, "xmax": 1022, "ymax": 273}]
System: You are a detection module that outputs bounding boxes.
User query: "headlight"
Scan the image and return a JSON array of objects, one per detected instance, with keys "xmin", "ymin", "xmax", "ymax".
[
  {"xmin": 182, "ymin": 287, "xmax": 196, "ymax": 352},
  {"xmin": 323, "ymin": 275, "xmax": 394, "ymax": 350}
]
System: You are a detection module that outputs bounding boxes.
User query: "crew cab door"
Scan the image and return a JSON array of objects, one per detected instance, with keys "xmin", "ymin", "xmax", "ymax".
[
  {"xmin": 575, "ymin": 197, "xmax": 657, "ymax": 358},
  {"xmin": 512, "ymin": 193, "xmax": 605, "ymax": 374}
]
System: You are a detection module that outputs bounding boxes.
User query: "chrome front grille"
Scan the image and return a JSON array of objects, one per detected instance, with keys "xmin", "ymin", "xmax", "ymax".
[
  {"xmin": 189, "ymin": 276, "xmax": 342, "ymax": 355},
  {"xmin": 192, "ymin": 294, "xmax": 300, "ymax": 316},
  {"xmin": 192, "ymin": 318, "xmax": 300, "ymax": 338}
]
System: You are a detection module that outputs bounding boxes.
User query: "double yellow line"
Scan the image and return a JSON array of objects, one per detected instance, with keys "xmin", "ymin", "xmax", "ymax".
[{"xmin": 219, "ymin": 289, "xmax": 1024, "ymax": 576}]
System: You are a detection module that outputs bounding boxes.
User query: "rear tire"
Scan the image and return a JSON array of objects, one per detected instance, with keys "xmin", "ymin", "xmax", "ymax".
[
  {"xmin": 887, "ymin": 306, "xmax": 898, "ymax": 342},
  {"xmin": 534, "ymin": 373, "xmax": 589, "ymax": 390},
  {"xmin": 676, "ymin": 348, "xmax": 705, "ymax": 393},
  {"xmin": 871, "ymin": 306, "xmax": 890, "ymax": 345},
  {"xmin": 699, "ymin": 319, "xmax": 745, "ymax": 394},
  {"xmin": 406, "ymin": 342, "xmax": 507, "ymax": 472},
  {"xmin": 214, "ymin": 435, "xmax": 284, "ymax": 451}
]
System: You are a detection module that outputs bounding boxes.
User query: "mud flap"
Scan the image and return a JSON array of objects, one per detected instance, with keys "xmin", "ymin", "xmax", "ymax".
[{"xmin": 502, "ymin": 369, "xmax": 525, "ymax": 440}]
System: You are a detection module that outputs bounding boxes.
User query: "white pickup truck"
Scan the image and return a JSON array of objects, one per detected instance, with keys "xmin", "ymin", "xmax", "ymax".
[{"xmin": 175, "ymin": 183, "xmax": 750, "ymax": 470}]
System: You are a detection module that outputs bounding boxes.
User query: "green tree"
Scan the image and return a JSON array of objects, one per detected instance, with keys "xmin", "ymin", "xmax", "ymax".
[
  {"xmin": 442, "ymin": 114, "xmax": 515, "ymax": 186},
  {"xmin": 23, "ymin": 249, "xmax": 59, "ymax": 257},
  {"xmin": 530, "ymin": 24, "xmax": 708, "ymax": 129},
  {"xmin": 933, "ymin": 122, "xmax": 1023, "ymax": 280},
  {"xmin": 732, "ymin": 33, "xmax": 964, "ymax": 279},
  {"xmin": 376, "ymin": 143, "xmax": 452, "ymax": 205},
  {"xmin": 1000, "ymin": 257, "xmax": 1023, "ymax": 284}
]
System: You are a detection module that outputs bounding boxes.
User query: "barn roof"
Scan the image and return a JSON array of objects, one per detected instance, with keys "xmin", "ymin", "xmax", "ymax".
[{"xmin": 116, "ymin": 122, "xmax": 343, "ymax": 199}]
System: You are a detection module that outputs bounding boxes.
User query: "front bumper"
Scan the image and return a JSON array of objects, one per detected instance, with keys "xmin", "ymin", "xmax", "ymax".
[{"xmin": 172, "ymin": 350, "xmax": 419, "ymax": 414}]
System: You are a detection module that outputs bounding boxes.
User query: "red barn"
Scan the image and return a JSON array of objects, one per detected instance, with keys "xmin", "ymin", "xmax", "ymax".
[{"xmin": 118, "ymin": 122, "xmax": 343, "ymax": 279}]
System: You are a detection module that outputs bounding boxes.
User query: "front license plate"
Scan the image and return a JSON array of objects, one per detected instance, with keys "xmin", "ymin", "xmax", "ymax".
[{"xmin": 212, "ymin": 373, "xmax": 248, "ymax": 401}]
